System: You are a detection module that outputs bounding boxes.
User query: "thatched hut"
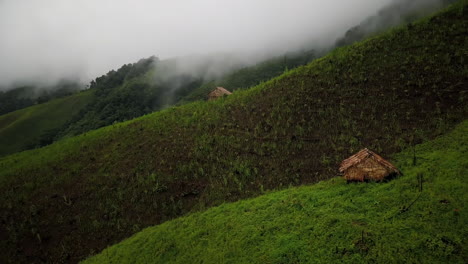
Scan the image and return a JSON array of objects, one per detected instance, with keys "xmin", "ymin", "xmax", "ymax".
[
  {"xmin": 208, "ymin": 87, "xmax": 232, "ymax": 101},
  {"xmin": 339, "ymin": 148, "xmax": 401, "ymax": 182}
]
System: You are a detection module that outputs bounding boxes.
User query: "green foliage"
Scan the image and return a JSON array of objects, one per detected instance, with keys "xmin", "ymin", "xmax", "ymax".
[
  {"xmin": 0, "ymin": 1, "xmax": 467, "ymax": 263},
  {"xmin": 63, "ymin": 56, "xmax": 159, "ymax": 136},
  {"xmin": 61, "ymin": 56, "xmax": 209, "ymax": 137},
  {"xmin": 83, "ymin": 121, "xmax": 468, "ymax": 264}
]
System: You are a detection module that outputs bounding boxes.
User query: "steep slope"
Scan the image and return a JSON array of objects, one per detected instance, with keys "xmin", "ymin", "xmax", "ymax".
[
  {"xmin": 0, "ymin": 90, "xmax": 93, "ymax": 156},
  {"xmin": 83, "ymin": 120, "xmax": 468, "ymax": 264},
  {"xmin": 0, "ymin": 1, "xmax": 467, "ymax": 263}
]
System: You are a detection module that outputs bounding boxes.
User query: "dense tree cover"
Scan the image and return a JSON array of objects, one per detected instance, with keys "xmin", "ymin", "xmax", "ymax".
[
  {"xmin": 60, "ymin": 57, "xmax": 158, "ymax": 136},
  {"xmin": 60, "ymin": 56, "xmax": 205, "ymax": 137}
]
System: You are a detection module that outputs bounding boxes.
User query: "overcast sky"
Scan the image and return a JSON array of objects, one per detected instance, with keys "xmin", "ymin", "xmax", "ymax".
[{"xmin": 0, "ymin": 0, "xmax": 396, "ymax": 88}]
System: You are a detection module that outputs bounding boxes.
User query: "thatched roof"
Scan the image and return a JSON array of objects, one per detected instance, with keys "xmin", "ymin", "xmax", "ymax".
[
  {"xmin": 339, "ymin": 148, "xmax": 400, "ymax": 174},
  {"xmin": 208, "ymin": 87, "xmax": 232, "ymax": 100}
]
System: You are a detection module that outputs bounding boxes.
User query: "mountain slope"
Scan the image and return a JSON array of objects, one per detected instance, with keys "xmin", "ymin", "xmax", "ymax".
[
  {"xmin": 0, "ymin": 80, "xmax": 83, "ymax": 116},
  {"xmin": 0, "ymin": 0, "xmax": 457, "ymax": 157},
  {"xmin": 0, "ymin": 1, "xmax": 467, "ymax": 263},
  {"xmin": 65, "ymin": 51, "xmax": 319, "ymax": 137},
  {"xmin": 0, "ymin": 90, "xmax": 93, "ymax": 156},
  {"xmin": 83, "ymin": 120, "xmax": 468, "ymax": 264},
  {"xmin": 0, "ymin": 51, "xmax": 317, "ymax": 157},
  {"xmin": 335, "ymin": 0, "xmax": 458, "ymax": 47}
]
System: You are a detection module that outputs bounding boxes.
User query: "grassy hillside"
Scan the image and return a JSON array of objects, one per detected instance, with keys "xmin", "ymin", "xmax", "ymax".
[
  {"xmin": 83, "ymin": 120, "xmax": 468, "ymax": 264},
  {"xmin": 0, "ymin": 90, "xmax": 93, "ymax": 156},
  {"xmin": 0, "ymin": 1, "xmax": 467, "ymax": 263}
]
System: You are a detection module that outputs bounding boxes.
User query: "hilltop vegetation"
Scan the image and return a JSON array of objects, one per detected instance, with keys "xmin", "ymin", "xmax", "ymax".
[
  {"xmin": 61, "ymin": 56, "xmax": 163, "ymax": 136},
  {"xmin": 84, "ymin": 120, "xmax": 468, "ymax": 264},
  {"xmin": 0, "ymin": 1, "xmax": 467, "ymax": 263}
]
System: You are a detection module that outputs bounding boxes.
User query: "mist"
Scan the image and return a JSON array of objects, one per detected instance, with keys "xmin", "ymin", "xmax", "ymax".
[
  {"xmin": 0, "ymin": 0, "xmax": 451, "ymax": 90},
  {"xmin": 335, "ymin": 0, "xmax": 455, "ymax": 46}
]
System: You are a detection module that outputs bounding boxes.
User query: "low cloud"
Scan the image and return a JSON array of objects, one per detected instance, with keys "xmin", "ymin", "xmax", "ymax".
[{"xmin": 0, "ymin": 0, "xmax": 448, "ymax": 89}]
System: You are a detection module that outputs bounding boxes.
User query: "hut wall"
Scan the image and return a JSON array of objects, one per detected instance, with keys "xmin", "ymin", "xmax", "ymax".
[
  {"xmin": 208, "ymin": 88, "xmax": 231, "ymax": 101},
  {"xmin": 344, "ymin": 157, "xmax": 390, "ymax": 181},
  {"xmin": 208, "ymin": 91, "xmax": 225, "ymax": 101},
  {"xmin": 344, "ymin": 167, "xmax": 366, "ymax": 181}
]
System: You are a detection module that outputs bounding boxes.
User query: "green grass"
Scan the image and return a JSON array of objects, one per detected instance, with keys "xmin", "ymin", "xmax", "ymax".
[
  {"xmin": 0, "ymin": 1, "xmax": 467, "ymax": 263},
  {"xmin": 83, "ymin": 120, "xmax": 468, "ymax": 264},
  {"xmin": 0, "ymin": 90, "xmax": 94, "ymax": 157}
]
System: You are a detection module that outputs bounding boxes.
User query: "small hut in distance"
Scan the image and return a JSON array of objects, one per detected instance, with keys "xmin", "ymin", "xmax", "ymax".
[
  {"xmin": 339, "ymin": 148, "xmax": 401, "ymax": 182},
  {"xmin": 208, "ymin": 87, "xmax": 232, "ymax": 101}
]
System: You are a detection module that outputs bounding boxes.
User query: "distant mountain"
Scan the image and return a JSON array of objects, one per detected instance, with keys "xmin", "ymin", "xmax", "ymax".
[
  {"xmin": 0, "ymin": 0, "xmax": 458, "ymax": 158},
  {"xmin": 335, "ymin": 0, "xmax": 457, "ymax": 47},
  {"xmin": 0, "ymin": 90, "xmax": 94, "ymax": 157},
  {"xmin": 0, "ymin": 50, "xmax": 319, "ymax": 157},
  {"xmin": 0, "ymin": 80, "xmax": 82, "ymax": 115}
]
